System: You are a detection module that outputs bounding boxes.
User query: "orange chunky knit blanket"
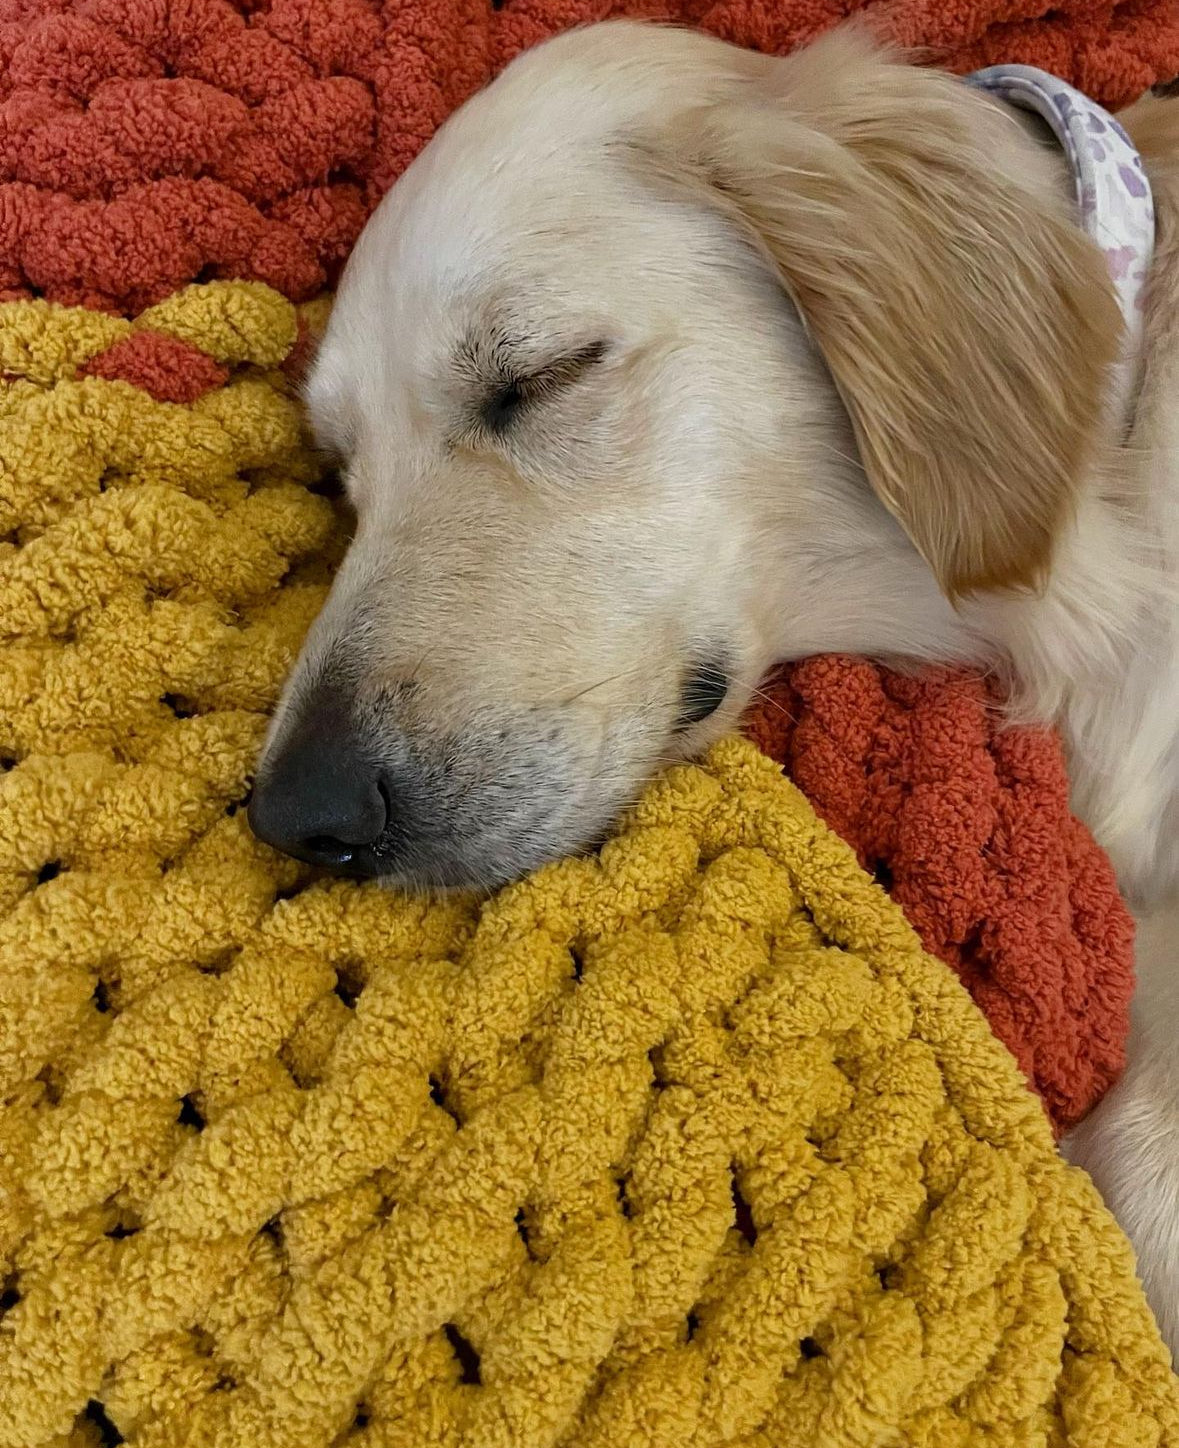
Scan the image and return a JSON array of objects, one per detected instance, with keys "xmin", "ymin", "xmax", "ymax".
[{"xmin": 2, "ymin": 0, "xmax": 1178, "ymax": 313}]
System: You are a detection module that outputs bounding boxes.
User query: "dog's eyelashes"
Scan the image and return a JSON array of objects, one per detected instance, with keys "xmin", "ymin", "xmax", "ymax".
[
  {"xmin": 676, "ymin": 658, "xmax": 731, "ymax": 729},
  {"xmin": 562, "ymin": 339, "xmax": 610, "ymax": 371},
  {"xmin": 480, "ymin": 341, "xmax": 609, "ymax": 435}
]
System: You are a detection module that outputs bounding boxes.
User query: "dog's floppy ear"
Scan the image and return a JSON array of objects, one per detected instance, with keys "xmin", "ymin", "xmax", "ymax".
[{"xmin": 679, "ymin": 28, "xmax": 1122, "ymax": 599}]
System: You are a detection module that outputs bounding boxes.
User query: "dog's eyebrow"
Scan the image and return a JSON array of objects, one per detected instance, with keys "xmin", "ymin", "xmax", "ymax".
[
  {"xmin": 454, "ymin": 323, "xmax": 545, "ymax": 382},
  {"xmin": 454, "ymin": 321, "xmax": 604, "ymax": 385}
]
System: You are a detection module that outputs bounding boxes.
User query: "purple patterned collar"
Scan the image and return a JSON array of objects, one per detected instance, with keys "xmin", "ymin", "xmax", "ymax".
[{"xmin": 969, "ymin": 64, "xmax": 1155, "ymax": 432}]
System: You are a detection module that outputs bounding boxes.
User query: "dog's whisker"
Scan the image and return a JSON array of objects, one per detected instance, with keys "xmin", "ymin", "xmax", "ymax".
[{"xmin": 556, "ymin": 667, "xmax": 644, "ymax": 707}]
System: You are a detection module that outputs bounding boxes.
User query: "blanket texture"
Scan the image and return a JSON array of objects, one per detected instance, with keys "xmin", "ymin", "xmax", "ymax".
[
  {"xmin": 0, "ymin": 286, "xmax": 1136, "ymax": 1136},
  {"xmin": 2, "ymin": 0, "xmax": 1177, "ymax": 1436},
  {"xmin": 742, "ymin": 659, "xmax": 1135, "ymax": 1134},
  {"xmin": 1, "ymin": 285, "xmax": 1175, "ymax": 1445},
  {"xmin": 2, "ymin": 0, "xmax": 1178, "ymax": 313}
]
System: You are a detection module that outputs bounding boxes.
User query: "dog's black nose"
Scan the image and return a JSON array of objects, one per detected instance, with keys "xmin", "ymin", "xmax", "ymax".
[{"xmin": 248, "ymin": 711, "xmax": 389, "ymax": 875}]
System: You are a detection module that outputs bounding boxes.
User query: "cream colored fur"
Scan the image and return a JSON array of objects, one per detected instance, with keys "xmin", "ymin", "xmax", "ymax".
[{"xmin": 277, "ymin": 23, "xmax": 1179, "ymax": 1346}]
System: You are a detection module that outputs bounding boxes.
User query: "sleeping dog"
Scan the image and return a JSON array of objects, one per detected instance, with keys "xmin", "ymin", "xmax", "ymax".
[{"xmin": 248, "ymin": 23, "xmax": 1179, "ymax": 1349}]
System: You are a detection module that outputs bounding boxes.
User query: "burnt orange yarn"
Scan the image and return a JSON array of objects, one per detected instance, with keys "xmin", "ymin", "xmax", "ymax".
[
  {"xmin": 741, "ymin": 657, "xmax": 1136, "ymax": 1134},
  {"xmin": 2, "ymin": 0, "xmax": 1178, "ymax": 314},
  {"xmin": 79, "ymin": 329, "xmax": 230, "ymax": 402}
]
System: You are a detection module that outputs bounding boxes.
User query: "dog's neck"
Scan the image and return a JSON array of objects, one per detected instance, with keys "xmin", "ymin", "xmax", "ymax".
[
  {"xmin": 961, "ymin": 83, "xmax": 1174, "ymax": 903},
  {"xmin": 775, "ymin": 87, "xmax": 1176, "ymax": 904},
  {"xmin": 782, "ymin": 421, "xmax": 1172, "ymax": 899}
]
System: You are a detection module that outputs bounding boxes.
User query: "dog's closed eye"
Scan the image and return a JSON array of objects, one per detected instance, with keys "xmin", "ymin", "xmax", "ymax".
[{"xmin": 481, "ymin": 340, "xmax": 609, "ymax": 435}]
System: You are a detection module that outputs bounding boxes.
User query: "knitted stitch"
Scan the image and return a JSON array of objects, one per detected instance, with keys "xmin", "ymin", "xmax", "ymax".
[
  {"xmin": 0, "ymin": 283, "xmax": 336, "ymax": 926},
  {"xmin": 742, "ymin": 658, "xmax": 1136, "ymax": 1133},
  {"xmin": 2, "ymin": 0, "xmax": 1178, "ymax": 313},
  {"xmin": 2, "ymin": 285, "xmax": 1176, "ymax": 1444},
  {"xmin": 3, "ymin": 729, "xmax": 1178, "ymax": 1443}
]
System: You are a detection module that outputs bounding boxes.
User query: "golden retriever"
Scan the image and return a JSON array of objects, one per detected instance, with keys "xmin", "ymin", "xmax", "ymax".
[{"xmin": 248, "ymin": 22, "xmax": 1179, "ymax": 1350}]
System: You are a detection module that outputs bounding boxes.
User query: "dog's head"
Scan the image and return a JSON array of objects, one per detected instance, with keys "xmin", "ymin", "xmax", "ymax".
[{"xmin": 249, "ymin": 21, "xmax": 1118, "ymax": 889}]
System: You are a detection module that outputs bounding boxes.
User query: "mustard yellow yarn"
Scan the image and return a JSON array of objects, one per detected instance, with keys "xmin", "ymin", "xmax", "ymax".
[{"xmin": 2, "ymin": 288, "xmax": 1177, "ymax": 1448}]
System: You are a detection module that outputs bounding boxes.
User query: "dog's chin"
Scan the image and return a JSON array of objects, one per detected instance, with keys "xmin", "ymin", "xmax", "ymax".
[
  {"xmin": 358, "ymin": 749, "xmax": 668, "ymax": 896},
  {"xmin": 382, "ymin": 730, "xmax": 739, "ymax": 894},
  {"xmin": 364, "ymin": 814, "xmax": 620, "ymax": 896}
]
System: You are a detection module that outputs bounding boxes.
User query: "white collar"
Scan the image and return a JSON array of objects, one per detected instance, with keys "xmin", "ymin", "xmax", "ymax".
[{"xmin": 969, "ymin": 63, "xmax": 1155, "ymax": 434}]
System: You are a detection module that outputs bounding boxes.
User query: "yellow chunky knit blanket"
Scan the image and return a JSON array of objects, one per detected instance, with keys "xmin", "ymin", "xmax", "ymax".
[{"xmin": 1, "ymin": 284, "xmax": 1177, "ymax": 1447}]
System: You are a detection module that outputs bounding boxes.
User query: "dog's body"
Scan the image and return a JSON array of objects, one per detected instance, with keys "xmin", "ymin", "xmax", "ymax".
[{"xmin": 249, "ymin": 24, "xmax": 1179, "ymax": 1346}]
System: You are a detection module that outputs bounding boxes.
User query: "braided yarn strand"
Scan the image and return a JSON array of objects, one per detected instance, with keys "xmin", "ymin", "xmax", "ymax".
[
  {"xmin": 2, "ymin": 285, "xmax": 1176, "ymax": 1444},
  {"xmin": 1, "ymin": 737, "xmax": 1177, "ymax": 1445}
]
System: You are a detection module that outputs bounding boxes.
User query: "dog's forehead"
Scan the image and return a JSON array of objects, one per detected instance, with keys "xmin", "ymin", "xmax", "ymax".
[
  {"xmin": 328, "ymin": 178, "xmax": 610, "ymax": 403},
  {"xmin": 325, "ymin": 104, "xmax": 648, "ymax": 380},
  {"xmin": 454, "ymin": 23, "xmax": 697, "ymax": 150},
  {"xmin": 310, "ymin": 25, "xmax": 737, "ymax": 430},
  {"xmin": 367, "ymin": 21, "xmax": 728, "ymax": 284},
  {"xmin": 389, "ymin": 80, "xmax": 635, "ymax": 276}
]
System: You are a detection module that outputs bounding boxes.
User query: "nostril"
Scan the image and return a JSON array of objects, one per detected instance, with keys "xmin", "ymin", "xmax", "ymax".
[
  {"xmin": 296, "ymin": 777, "xmax": 390, "ymax": 867},
  {"xmin": 304, "ymin": 836, "xmax": 357, "ymax": 865}
]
